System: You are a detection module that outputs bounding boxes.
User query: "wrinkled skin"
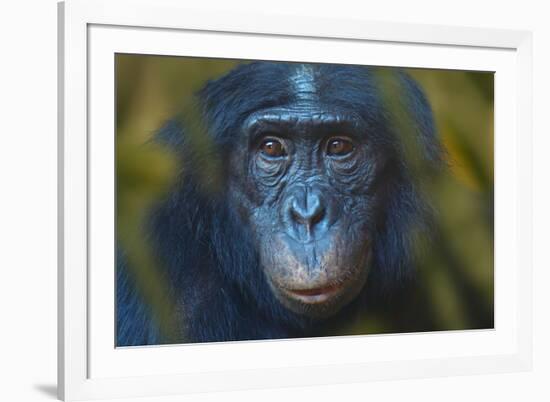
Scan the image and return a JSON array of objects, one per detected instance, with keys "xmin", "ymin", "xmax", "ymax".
[
  {"xmin": 224, "ymin": 66, "xmax": 389, "ymax": 318},
  {"xmin": 228, "ymin": 101, "xmax": 383, "ymax": 317}
]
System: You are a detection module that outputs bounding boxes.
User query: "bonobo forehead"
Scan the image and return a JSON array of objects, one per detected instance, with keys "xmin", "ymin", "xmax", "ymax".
[
  {"xmin": 261, "ymin": 64, "xmax": 378, "ymax": 138},
  {"xmin": 289, "ymin": 64, "xmax": 319, "ymax": 103},
  {"xmin": 199, "ymin": 61, "xmax": 386, "ymax": 144},
  {"xmin": 285, "ymin": 62, "xmax": 383, "ymax": 114}
]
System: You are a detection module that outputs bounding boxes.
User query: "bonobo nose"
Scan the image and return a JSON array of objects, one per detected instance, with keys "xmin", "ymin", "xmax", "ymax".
[
  {"xmin": 286, "ymin": 186, "xmax": 327, "ymax": 240},
  {"xmin": 291, "ymin": 193, "xmax": 324, "ymax": 225}
]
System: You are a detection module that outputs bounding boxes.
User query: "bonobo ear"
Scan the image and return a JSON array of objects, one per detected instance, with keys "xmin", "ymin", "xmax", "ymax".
[
  {"xmin": 153, "ymin": 119, "xmax": 185, "ymax": 153},
  {"xmin": 397, "ymin": 71, "xmax": 444, "ymax": 167},
  {"xmin": 372, "ymin": 69, "xmax": 443, "ymax": 171},
  {"xmin": 152, "ymin": 110, "xmax": 227, "ymax": 194}
]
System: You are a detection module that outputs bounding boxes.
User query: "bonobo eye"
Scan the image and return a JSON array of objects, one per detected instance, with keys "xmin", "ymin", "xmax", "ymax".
[
  {"xmin": 260, "ymin": 139, "xmax": 287, "ymax": 158},
  {"xmin": 326, "ymin": 137, "xmax": 355, "ymax": 156}
]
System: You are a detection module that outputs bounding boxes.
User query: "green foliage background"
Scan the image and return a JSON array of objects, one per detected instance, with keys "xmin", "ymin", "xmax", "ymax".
[{"xmin": 116, "ymin": 54, "xmax": 494, "ymax": 341}]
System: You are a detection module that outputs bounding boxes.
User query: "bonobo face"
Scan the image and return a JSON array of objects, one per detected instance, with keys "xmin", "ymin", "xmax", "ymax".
[{"xmin": 226, "ymin": 65, "xmax": 386, "ymax": 318}]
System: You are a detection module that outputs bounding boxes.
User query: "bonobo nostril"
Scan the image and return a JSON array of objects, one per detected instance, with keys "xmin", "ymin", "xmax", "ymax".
[{"xmin": 289, "ymin": 190, "xmax": 325, "ymax": 227}]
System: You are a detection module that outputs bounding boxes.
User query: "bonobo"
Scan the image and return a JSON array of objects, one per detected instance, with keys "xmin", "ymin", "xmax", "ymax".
[{"xmin": 116, "ymin": 62, "xmax": 442, "ymax": 345}]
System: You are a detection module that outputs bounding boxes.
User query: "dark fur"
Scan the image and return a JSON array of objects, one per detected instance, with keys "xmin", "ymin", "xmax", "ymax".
[{"xmin": 116, "ymin": 62, "xmax": 441, "ymax": 346}]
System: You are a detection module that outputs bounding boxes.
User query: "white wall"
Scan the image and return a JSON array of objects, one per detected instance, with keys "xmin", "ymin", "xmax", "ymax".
[{"xmin": 0, "ymin": 0, "xmax": 547, "ymax": 401}]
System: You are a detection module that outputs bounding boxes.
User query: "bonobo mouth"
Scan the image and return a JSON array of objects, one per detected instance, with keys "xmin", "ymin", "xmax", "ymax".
[
  {"xmin": 266, "ymin": 263, "xmax": 369, "ymax": 318},
  {"xmin": 283, "ymin": 284, "xmax": 344, "ymax": 304},
  {"xmin": 260, "ymin": 231, "xmax": 371, "ymax": 318}
]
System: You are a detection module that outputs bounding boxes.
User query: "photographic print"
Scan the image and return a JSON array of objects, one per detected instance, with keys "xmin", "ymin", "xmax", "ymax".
[{"xmin": 115, "ymin": 55, "xmax": 494, "ymax": 347}]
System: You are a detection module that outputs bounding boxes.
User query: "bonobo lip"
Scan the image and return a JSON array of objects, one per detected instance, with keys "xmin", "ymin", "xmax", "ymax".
[{"xmin": 282, "ymin": 283, "xmax": 344, "ymax": 304}]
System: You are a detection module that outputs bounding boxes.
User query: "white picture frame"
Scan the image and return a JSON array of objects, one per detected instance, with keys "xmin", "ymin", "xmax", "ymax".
[{"xmin": 58, "ymin": 0, "xmax": 533, "ymax": 400}]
